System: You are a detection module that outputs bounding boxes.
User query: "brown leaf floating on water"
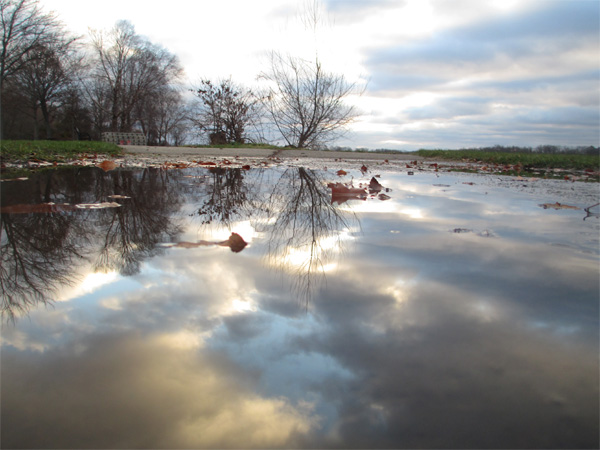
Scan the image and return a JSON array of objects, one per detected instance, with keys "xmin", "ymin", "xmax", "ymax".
[
  {"xmin": 0, "ymin": 177, "xmax": 28, "ymax": 182},
  {"xmin": 539, "ymin": 202, "xmax": 580, "ymax": 210},
  {"xmin": 173, "ymin": 233, "xmax": 248, "ymax": 253},
  {"xmin": 108, "ymin": 195, "xmax": 131, "ymax": 199},
  {"xmin": 97, "ymin": 160, "xmax": 117, "ymax": 171},
  {"xmin": 369, "ymin": 177, "xmax": 384, "ymax": 192},
  {"xmin": 328, "ymin": 182, "xmax": 367, "ymax": 204},
  {"xmin": 75, "ymin": 202, "xmax": 122, "ymax": 209},
  {"xmin": 218, "ymin": 232, "xmax": 248, "ymax": 253}
]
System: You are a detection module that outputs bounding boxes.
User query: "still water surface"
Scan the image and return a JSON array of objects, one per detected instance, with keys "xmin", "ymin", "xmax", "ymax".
[{"xmin": 1, "ymin": 164, "xmax": 598, "ymax": 448}]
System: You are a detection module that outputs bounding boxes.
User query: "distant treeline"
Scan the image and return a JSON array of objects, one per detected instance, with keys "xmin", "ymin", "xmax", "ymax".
[{"xmin": 328, "ymin": 145, "xmax": 599, "ymax": 155}]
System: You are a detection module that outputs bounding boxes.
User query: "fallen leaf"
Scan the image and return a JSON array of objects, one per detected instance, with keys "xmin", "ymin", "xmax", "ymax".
[
  {"xmin": 97, "ymin": 160, "xmax": 117, "ymax": 171},
  {"xmin": 328, "ymin": 182, "xmax": 367, "ymax": 204},
  {"xmin": 368, "ymin": 177, "xmax": 384, "ymax": 192},
  {"xmin": 108, "ymin": 195, "xmax": 131, "ymax": 199},
  {"xmin": 218, "ymin": 233, "xmax": 248, "ymax": 253},
  {"xmin": 336, "ymin": 169, "xmax": 347, "ymax": 176},
  {"xmin": 539, "ymin": 202, "xmax": 580, "ymax": 210},
  {"xmin": 173, "ymin": 233, "xmax": 248, "ymax": 253},
  {"xmin": 377, "ymin": 193, "xmax": 391, "ymax": 201},
  {"xmin": 0, "ymin": 177, "xmax": 29, "ymax": 182},
  {"xmin": 360, "ymin": 165, "xmax": 368, "ymax": 174},
  {"xmin": 75, "ymin": 202, "xmax": 121, "ymax": 209},
  {"xmin": 165, "ymin": 162, "xmax": 189, "ymax": 169}
]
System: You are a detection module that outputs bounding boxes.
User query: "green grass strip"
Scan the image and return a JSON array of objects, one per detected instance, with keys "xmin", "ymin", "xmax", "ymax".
[
  {"xmin": 1, "ymin": 140, "xmax": 122, "ymax": 161},
  {"xmin": 416, "ymin": 149, "xmax": 599, "ymax": 170}
]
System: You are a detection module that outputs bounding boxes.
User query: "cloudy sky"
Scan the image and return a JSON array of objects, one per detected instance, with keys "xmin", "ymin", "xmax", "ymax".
[{"xmin": 40, "ymin": 0, "xmax": 599, "ymax": 150}]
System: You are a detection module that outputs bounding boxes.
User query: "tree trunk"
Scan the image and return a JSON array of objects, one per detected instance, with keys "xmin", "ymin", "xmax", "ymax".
[
  {"xmin": 32, "ymin": 104, "xmax": 39, "ymax": 140},
  {"xmin": 39, "ymin": 99, "xmax": 52, "ymax": 139}
]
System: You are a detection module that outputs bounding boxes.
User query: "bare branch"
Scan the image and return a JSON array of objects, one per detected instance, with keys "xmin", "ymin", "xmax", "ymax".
[{"xmin": 260, "ymin": 52, "xmax": 360, "ymax": 149}]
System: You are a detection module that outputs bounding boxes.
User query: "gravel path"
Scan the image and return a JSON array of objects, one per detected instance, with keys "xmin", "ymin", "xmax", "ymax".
[{"xmin": 120, "ymin": 145, "xmax": 423, "ymax": 161}]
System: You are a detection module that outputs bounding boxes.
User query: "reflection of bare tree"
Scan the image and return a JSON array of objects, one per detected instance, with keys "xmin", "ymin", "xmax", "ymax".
[
  {"xmin": 93, "ymin": 169, "xmax": 183, "ymax": 275},
  {"xmin": 190, "ymin": 166, "xmax": 359, "ymax": 305},
  {"xmin": 0, "ymin": 167, "xmax": 184, "ymax": 319},
  {"xmin": 0, "ymin": 212, "xmax": 84, "ymax": 320},
  {"xmin": 196, "ymin": 168, "xmax": 250, "ymax": 226},
  {"xmin": 0, "ymin": 164, "xmax": 360, "ymax": 318},
  {"xmin": 261, "ymin": 168, "xmax": 357, "ymax": 307}
]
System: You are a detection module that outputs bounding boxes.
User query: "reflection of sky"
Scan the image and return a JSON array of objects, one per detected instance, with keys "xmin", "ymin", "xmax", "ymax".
[{"xmin": 2, "ymin": 168, "xmax": 598, "ymax": 448}]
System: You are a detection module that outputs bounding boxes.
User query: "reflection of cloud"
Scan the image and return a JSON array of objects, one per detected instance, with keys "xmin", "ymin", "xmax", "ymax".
[
  {"xmin": 58, "ymin": 270, "xmax": 120, "ymax": 302},
  {"xmin": 289, "ymin": 260, "xmax": 599, "ymax": 448},
  {"xmin": 3, "ymin": 167, "xmax": 598, "ymax": 448},
  {"xmin": 1, "ymin": 331, "xmax": 317, "ymax": 448}
]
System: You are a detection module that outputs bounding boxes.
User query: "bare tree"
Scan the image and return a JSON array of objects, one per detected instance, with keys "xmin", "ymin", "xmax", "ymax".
[
  {"xmin": 136, "ymin": 87, "xmax": 190, "ymax": 145},
  {"xmin": 192, "ymin": 78, "xmax": 263, "ymax": 145},
  {"xmin": 86, "ymin": 20, "xmax": 182, "ymax": 133},
  {"xmin": 13, "ymin": 40, "xmax": 82, "ymax": 139},
  {"xmin": 0, "ymin": 0, "xmax": 62, "ymax": 89},
  {"xmin": 261, "ymin": 52, "xmax": 359, "ymax": 149},
  {"xmin": 0, "ymin": 0, "xmax": 67, "ymax": 138}
]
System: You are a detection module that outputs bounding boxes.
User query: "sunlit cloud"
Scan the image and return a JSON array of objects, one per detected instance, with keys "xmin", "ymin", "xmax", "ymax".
[
  {"xmin": 57, "ymin": 270, "xmax": 120, "ymax": 302},
  {"xmin": 2, "ymin": 332, "xmax": 318, "ymax": 448}
]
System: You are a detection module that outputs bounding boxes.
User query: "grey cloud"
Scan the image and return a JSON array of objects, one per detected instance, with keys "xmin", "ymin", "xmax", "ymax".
[
  {"xmin": 450, "ymin": 0, "xmax": 600, "ymax": 43},
  {"xmin": 368, "ymin": 73, "xmax": 447, "ymax": 94},
  {"xmin": 405, "ymin": 96, "xmax": 492, "ymax": 119},
  {"xmin": 470, "ymin": 70, "xmax": 600, "ymax": 97},
  {"xmin": 300, "ymin": 278, "xmax": 598, "ymax": 448},
  {"xmin": 222, "ymin": 312, "xmax": 271, "ymax": 340},
  {"xmin": 276, "ymin": 211, "xmax": 599, "ymax": 446},
  {"xmin": 365, "ymin": 1, "xmax": 599, "ymax": 95},
  {"xmin": 354, "ymin": 100, "xmax": 600, "ymax": 149},
  {"xmin": 1, "ymin": 331, "xmax": 315, "ymax": 448},
  {"xmin": 404, "ymin": 102, "xmax": 599, "ymax": 130},
  {"xmin": 513, "ymin": 106, "xmax": 600, "ymax": 127}
]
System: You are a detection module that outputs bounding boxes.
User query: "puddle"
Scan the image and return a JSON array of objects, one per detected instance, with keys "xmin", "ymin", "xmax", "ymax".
[{"xmin": 1, "ymin": 164, "xmax": 598, "ymax": 448}]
